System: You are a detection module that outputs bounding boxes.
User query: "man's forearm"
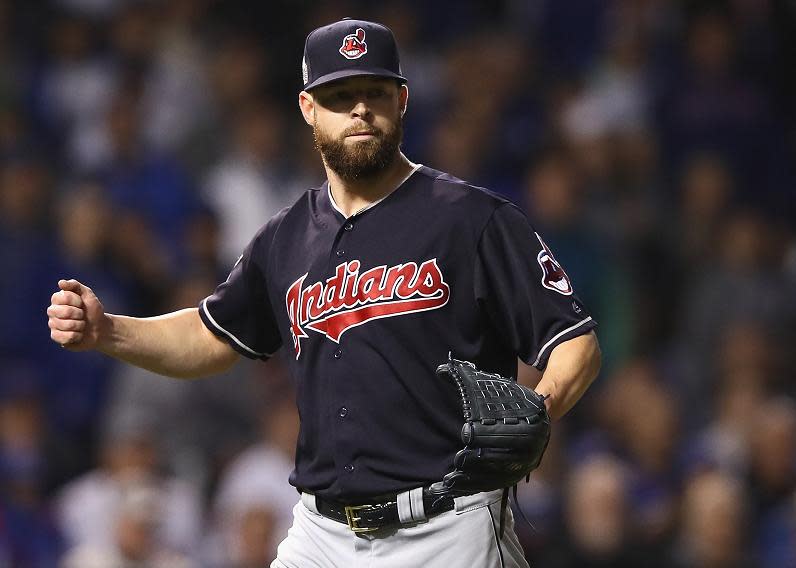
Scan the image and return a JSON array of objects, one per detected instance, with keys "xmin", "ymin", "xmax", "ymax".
[
  {"xmin": 534, "ymin": 331, "xmax": 601, "ymax": 420},
  {"xmin": 98, "ymin": 308, "xmax": 239, "ymax": 379}
]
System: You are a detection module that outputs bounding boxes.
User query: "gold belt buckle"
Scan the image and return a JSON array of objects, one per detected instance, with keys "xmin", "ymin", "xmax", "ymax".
[{"xmin": 344, "ymin": 504, "xmax": 379, "ymax": 533}]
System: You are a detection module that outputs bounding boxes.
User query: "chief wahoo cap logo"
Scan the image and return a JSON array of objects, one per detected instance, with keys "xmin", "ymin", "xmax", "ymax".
[{"xmin": 339, "ymin": 28, "xmax": 367, "ymax": 59}]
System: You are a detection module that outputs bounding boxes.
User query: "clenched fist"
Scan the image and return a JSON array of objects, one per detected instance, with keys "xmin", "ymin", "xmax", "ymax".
[{"xmin": 47, "ymin": 279, "xmax": 108, "ymax": 351}]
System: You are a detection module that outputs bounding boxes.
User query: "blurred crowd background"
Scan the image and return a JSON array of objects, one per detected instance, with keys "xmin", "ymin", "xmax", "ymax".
[{"xmin": 0, "ymin": 0, "xmax": 794, "ymax": 566}]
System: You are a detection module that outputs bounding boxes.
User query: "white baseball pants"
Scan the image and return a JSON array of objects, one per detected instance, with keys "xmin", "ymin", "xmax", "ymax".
[{"xmin": 271, "ymin": 489, "xmax": 531, "ymax": 568}]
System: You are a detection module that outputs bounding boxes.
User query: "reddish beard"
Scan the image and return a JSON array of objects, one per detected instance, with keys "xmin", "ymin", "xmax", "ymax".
[{"xmin": 313, "ymin": 116, "xmax": 403, "ymax": 181}]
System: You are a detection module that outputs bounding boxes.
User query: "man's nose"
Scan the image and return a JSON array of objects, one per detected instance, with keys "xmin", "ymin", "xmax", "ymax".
[{"xmin": 351, "ymin": 100, "xmax": 372, "ymax": 119}]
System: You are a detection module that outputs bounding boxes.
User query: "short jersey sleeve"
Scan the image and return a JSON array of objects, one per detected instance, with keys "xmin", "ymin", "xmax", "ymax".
[
  {"xmin": 474, "ymin": 203, "xmax": 597, "ymax": 370},
  {"xmin": 198, "ymin": 236, "xmax": 282, "ymax": 360}
]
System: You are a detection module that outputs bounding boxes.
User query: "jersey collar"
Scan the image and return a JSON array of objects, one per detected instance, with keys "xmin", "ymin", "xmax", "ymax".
[{"xmin": 327, "ymin": 161, "xmax": 423, "ymax": 220}]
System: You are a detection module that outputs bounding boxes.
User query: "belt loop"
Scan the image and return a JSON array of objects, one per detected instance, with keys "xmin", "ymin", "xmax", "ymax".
[
  {"xmin": 397, "ymin": 487, "xmax": 429, "ymax": 523},
  {"xmin": 409, "ymin": 487, "xmax": 427, "ymax": 521},
  {"xmin": 301, "ymin": 492, "xmax": 320, "ymax": 514},
  {"xmin": 397, "ymin": 489, "xmax": 412, "ymax": 523}
]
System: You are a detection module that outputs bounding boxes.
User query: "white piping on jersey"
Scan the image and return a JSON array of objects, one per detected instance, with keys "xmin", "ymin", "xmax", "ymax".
[
  {"xmin": 200, "ymin": 297, "xmax": 271, "ymax": 357},
  {"xmin": 532, "ymin": 316, "xmax": 593, "ymax": 368},
  {"xmin": 327, "ymin": 161, "xmax": 423, "ymax": 218}
]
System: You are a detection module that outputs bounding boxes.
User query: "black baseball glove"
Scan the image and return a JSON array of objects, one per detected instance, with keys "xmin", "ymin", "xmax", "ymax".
[{"xmin": 429, "ymin": 355, "xmax": 551, "ymax": 496}]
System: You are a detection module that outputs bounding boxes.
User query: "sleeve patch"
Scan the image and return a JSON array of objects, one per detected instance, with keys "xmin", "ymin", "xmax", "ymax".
[{"xmin": 535, "ymin": 232, "xmax": 573, "ymax": 296}]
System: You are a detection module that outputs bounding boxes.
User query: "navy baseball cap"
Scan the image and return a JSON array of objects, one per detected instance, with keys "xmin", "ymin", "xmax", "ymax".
[{"xmin": 302, "ymin": 18, "xmax": 407, "ymax": 91}]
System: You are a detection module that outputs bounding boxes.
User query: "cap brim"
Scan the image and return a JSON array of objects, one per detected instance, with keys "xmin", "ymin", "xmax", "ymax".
[{"xmin": 304, "ymin": 67, "xmax": 407, "ymax": 91}]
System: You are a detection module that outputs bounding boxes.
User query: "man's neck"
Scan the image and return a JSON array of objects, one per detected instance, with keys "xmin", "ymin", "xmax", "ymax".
[{"xmin": 326, "ymin": 152, "xmax": 415, "ymax": 218}]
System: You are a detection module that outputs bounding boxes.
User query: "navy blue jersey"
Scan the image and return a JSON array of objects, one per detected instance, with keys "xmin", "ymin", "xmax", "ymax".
[{"xmin": 199, "ymin": 164, "xmax": 596, "ymax": 500}]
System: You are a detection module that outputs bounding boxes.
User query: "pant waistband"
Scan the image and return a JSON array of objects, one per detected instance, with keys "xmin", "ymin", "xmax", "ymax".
[{"xmin": 301, "ymin": 487, "xmax": 456, "ymax": 533}]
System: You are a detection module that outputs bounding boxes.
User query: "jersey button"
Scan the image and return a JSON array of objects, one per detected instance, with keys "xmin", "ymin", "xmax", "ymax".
[
  {"xmin": 334, "ymin": 349, "xmax": 343, "ymax": 359},
  {"xmin": 339, "ymin": 406, "xmax": 348, "ymax": 417},
  {"xmin": 344, "ymin": 464, "xmax": 354, "ymax": 472},
  {"xmin": 335, "ymin": 250, "xmax": 345, "ymax": 257},
  {"xmin": 343, "ymin": 222, "xmax": 353, "ymax": 231}
]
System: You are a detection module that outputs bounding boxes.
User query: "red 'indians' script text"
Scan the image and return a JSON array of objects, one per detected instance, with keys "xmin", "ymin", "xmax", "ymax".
[{"xmin": 286, "ymin": 258, "xmax": 450, "ymax": 359}]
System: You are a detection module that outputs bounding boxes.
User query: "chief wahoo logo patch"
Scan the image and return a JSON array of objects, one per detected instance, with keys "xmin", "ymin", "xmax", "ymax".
[
  {"xmin": 535, "ymin": 233, "xmax": 573, "ymax": 295},
  {"xmin": 340, "ymin": 28, "xmax": 367, "ymax": 59}
]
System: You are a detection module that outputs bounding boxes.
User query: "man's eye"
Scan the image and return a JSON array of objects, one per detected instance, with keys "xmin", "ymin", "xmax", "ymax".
[
  {"xmin": 334, "ymin": 91, "xmax": 354, "ymax": 102},
  {"xmin": 367, "ymin": 89, "xmax": 386, "ymax": 98}
]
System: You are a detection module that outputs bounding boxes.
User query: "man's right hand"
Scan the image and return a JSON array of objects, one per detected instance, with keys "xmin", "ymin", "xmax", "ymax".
[{"xmin": 47, "ymin": 279, "xmax": 109, "ymax": 351}]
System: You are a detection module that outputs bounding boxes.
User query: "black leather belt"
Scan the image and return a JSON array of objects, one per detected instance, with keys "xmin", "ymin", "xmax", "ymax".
[{"xmin": 311, "ymin": 489, "xmax": 456, "ymax": 533}]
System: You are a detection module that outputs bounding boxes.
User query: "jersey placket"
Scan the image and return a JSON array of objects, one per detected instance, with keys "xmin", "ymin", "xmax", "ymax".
[{"xmin": 325, "ymin": 213, "xmax": 363, "ymax": 492}]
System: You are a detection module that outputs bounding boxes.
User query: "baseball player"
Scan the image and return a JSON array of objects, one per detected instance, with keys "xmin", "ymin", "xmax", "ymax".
[{"xmin": 47, "ymin": 19, "xmax": 601, "ymax": 568}]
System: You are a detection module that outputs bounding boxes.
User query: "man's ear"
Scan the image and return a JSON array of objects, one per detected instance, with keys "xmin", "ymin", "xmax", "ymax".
[
  {"xmin": 399, "ymin": 84, "xmax": 409, "ymax": 117},
  {"xmin": 298, "ymin": 91, "xmax": 315, "ymax": 126}
]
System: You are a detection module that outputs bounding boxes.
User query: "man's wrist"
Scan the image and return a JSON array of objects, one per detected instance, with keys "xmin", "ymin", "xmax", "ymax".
[{"xmin": 95, "ymin": 313, "xmax": 117, "ymax": 353}]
